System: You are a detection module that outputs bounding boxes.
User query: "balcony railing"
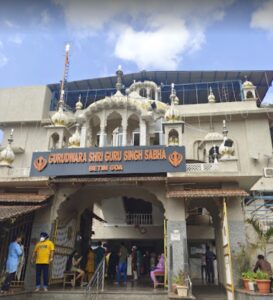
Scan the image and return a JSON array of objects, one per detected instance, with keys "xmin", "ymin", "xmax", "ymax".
[{"xmin": 126, "ymin": 213, "xmax": 153, "ymax": 225}]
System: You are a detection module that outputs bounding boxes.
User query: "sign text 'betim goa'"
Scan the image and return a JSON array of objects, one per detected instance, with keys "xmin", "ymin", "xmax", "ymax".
[{"xmin": 30, "ymin": 146, "xmax": 186, "ymax": 177}]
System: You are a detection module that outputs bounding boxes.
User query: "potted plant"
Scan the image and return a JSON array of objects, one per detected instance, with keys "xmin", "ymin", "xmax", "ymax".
[
  {"xmin": 241, "ymin": 271, "xmax": 256, "ymax": 291},
  {"xmin": 173, "ymin": 271, "xmax": 188, "ymax": 297},
  {"xmin": 255, "ymin": 271, "xmax": 271, "ymax": 294}
]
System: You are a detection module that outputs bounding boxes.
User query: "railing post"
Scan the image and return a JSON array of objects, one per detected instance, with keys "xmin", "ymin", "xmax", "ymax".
[{"xmin": 101, "ymin": 259, "xmax": 105, "ymax": 292}]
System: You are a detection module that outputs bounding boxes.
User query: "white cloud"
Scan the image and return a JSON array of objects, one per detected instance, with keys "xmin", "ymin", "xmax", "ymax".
[
  {"xmin": 0, "ymin": 52, "xmax": 8, "ymax": 68},
  {"xmin": 4, "ymin": 20, "xmax": 16, "ymax": 28},
  {"xmin": 55, "ymin": 0, "xmax": 234, "ymax": 69},
  {"xmin": 41, "ymin": 9, "xmax": 50, "ymax": 25},
  {"xmin": 8, "ymin": 34, "xmax": 24, "ymax": 46},
  {"xmin": 251, "ymin": 0, "xmax": 273, "ymax": 35}
]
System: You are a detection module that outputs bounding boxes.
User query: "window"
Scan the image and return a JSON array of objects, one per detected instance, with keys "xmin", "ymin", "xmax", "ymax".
[
  {"xmin": 49, "ymin": 133, "xmax": 59, "ymax": 150},
  {"xmin": 133, "ymin": 132, "xmax": 140, "ymax": 146},
  {"xmin": 150, "ymin": 132, "xmax": 160, "ymax": 145}
]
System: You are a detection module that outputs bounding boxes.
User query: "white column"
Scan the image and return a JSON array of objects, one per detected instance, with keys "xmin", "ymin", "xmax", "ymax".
[
  {"xmin": 122, "ymin": 118, "xmax": 128, "ymax": 146},
  {"xmin": 140, "ymin": 119, "xmax": 147, "ymax": 146},
  {"xmin": 99, "ymin": 121, "xmax": 106, "ymax": 147},
  {"xmin": 80, "ymin": 123, "xmax": 87, "ymax": 147}
]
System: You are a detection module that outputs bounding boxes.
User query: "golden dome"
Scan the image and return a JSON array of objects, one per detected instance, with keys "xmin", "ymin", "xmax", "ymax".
[
  {"xmin": 208, "ymin": 87, "xmax": 216, "ymax": 103},
  {"xmin": 164, "ymin": 103, "xmax": 181, "ymax": 122},
  {"xmin": 242, "ymin": 79, "xmax": 254, "ymax": 88}
]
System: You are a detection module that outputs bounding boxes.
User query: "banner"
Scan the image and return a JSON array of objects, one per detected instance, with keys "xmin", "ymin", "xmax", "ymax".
[{"xmin": 30, "ymin": 145, "xmax": 186, "ymax": 177}]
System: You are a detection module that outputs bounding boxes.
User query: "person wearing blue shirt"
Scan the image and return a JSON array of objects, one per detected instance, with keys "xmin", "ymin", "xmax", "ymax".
[{"xmin": 0, "ymin": 234, "xmax": 24, "ymax": 293}]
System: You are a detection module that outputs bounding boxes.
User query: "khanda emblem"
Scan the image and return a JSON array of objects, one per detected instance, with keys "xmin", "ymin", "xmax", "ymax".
[
  {"xmin": 33, "ymin": 156, "xmax": 48, "ymax": 172},
  {"xmin": 168, "ymin": 151, "xmax": 183, "ymax": 168}
]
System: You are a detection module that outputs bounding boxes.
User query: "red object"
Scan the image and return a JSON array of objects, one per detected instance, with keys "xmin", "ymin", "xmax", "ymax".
[
  {"xmin": 256, "ymin": 280, "xmax": 271, "ymax": 294},
  {"xmin": 243, "ymin": 279, "xmax": 250, "ymax": 291}
]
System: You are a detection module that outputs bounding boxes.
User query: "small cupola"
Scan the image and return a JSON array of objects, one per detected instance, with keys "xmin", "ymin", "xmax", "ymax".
[{"xmin": 242, "ymin": 77, "xmax": 257, "ymax": 100}]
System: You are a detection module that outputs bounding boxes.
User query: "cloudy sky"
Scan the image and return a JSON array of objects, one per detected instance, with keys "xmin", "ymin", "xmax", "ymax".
[
  {"xmin": 0, "ymin": 0, "xmax": 273, "ymax": 88},
  {"xmin": 0, "ymin": 0, "xmax": 273, "ymax": 143}
]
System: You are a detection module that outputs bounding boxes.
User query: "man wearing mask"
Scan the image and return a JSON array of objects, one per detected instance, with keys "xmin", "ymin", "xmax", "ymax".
[
  {"xmin": 31, "ymin": 232, "xmax": 55, "ymax": 292},
  {"xmin": 0, "ymin": 234, "xmax": 24, "ymax": 293}
]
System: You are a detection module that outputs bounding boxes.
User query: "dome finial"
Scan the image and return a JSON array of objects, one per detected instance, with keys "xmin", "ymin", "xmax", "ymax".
[
  {"xmin": 208, "ymin": 86, "xmax": 216, "ymax": 103},
  {"xmin": 0, "ymin": 128, "xmax": 15, "ymax": 167},
  {"xmin": 222, "ymin": 120, "xmax": 228, "ymax": 137},
  {"xmin": 76, "ymin": 94, "xmax": 83, "ymax": 111},
  {"xmin": 116, "ymin": 65, "xmax": 123, "ymax": 92}
]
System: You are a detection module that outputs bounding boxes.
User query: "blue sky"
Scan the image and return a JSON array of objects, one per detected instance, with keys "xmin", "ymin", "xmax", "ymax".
[{"xmin": 1, "ymin": 0, "xmax": 273, "ymax": 143}]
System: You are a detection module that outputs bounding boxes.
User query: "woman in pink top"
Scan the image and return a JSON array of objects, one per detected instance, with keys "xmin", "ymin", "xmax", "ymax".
[{"xmin": 150, "ymin": 254, "xmax": 164, "ymax": 286}]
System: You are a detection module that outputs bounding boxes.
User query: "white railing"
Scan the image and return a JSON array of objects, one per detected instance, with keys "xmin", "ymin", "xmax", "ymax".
[
  {"xmin": 8, "ymin": 168, "xmax": 30, "ymax": 177},
  {"xmin": 85, "ymin": 258, "xmax": 105, "ymax": 300},
  {"xmin": 126, "ymin": 213, "xmax": 153, "ymax": 225},
  {"xmin": 186, "ymin": 163, "xmax": 219, "ymax": 172}
]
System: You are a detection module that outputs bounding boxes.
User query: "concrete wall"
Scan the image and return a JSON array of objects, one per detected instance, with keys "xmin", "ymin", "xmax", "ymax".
[{"xmin": 0, "ymin": 86, "xmax": 51, "ymax": 123}]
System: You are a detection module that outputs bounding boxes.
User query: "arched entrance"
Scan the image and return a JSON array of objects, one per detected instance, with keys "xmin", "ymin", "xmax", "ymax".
[{"xmin": 50, "ymin": 183, "xmax": 166, "ymax": 287}]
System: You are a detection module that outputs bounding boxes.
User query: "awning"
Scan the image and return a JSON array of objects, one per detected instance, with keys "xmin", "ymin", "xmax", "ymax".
[
  {"xmin": 250, "ymin": 177, "xmax": 273, "ymax": 192},
  {"xmin": 0, "ymin": 193, "xmax": 51, "ymax": 204},
  {"xmin": 166, "ymin": 188, "xmax": 249, "ymax": 198},
  {"xmin": 0, "ymin": 205, "xmax": 44, "ymax": 222}
]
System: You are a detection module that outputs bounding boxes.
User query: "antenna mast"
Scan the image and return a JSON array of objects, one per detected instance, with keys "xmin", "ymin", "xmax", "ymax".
[{"xmin": 59, "ymin": 43, "xmax": 70, "ymax": 108}]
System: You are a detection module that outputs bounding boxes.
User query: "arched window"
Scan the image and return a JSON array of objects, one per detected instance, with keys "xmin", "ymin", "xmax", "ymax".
[
  {"xmin": 49, "ymin": 133, "xmax": 60, "ymax": 149},
  {"xmin": 247, "ymin": 91, "xmax": 254, "ymax": 99},
  {"xmin": 208, "ymin": 146, "xmax": 220, "ymax": 163},
  {"xmin": 168, "ymin": 129, "xmax": 179, "ymax": 145},
  {"xmin": 150, "ymin": 88, "xmax": 155, "ymax": 100},
  {"xmin": 139, "ymin": 88, "xmax": 147, "ymax": 98}
]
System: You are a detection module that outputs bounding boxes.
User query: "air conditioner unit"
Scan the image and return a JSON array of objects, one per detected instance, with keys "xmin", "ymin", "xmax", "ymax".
[{"xmin": 264, "ymin": 167, "xmax": 273, "ymax": 178}]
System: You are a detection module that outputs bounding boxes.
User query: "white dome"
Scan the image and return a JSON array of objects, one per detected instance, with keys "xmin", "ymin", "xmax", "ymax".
[
  {"xmin": 219, "ymin": 137, "xmax": 235, "ymax": 159},
  {"xmin": 75, "ymin": 98, "xmax": 83, "ymax": 111},
  {"xmin": 242, "ymin": 79, "xmax": 254, "ymax": 88},
  {"xmin": 68, "ymin": 125, "xmax": 81, "ymax": 148},
  {"xmin": 164, "ymin": 103, "xmax": 181, "ymax": 122},
  {"xmin": 51, "ymin": 106, "xmax": 68, "ymax": 126},
  {"xmin": 0, "ymin": 144, "xmax": 15, "ymax": 166}
]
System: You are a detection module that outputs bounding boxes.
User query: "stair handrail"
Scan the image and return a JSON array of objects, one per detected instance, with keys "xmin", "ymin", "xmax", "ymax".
[{"xmin": 85, "ymin": 258, "xmax": 105, "ymax": 300}]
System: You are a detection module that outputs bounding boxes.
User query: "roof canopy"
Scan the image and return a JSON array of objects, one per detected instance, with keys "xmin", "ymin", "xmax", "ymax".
[{"xmin": 48, "ymin": 70, "xmax": 273, "ymax": 110}]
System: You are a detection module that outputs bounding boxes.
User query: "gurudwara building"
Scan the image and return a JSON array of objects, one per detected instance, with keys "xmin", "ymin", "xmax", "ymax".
[{"xmin": 1, "ymin": 52, "xmax": 273, "ymax": 299}]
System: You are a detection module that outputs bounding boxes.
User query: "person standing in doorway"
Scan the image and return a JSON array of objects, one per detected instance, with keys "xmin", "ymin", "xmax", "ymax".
[
  {"xmin": 32, "ymin": 232, "xmax": 55, "ymax": 292},
  {"xmin": 0, "ymin": 234, "xmax": 24, "ymax": 294},
  {"xmin": 205, "ymin": 246, "xmax": 216, "ymax": 284},
  {"xmin": 117, "ymin": 242, "xmax": 128, "ymax": 284},
  {"xmin": 94, "ymin": 241, "xmax": 105, "ymax": 269}
]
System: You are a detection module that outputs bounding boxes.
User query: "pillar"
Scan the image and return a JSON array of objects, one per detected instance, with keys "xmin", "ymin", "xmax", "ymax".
[
  {"xmin": 226, "ymin": 197, "xmax": 247, "ymax": 287},
  {"xmin": 165, "ymin": 198, "xmax": 188, "ymax": 281},
  {"xmin": 99, "ymin": 122, "xmax": 106, "ymax": 147},
  {"xmin": 122, "ymin": 118, "xmax": 128, "ymax": 146},
  {"xmin": 24, "ymin": 205, "xmax": 52, "ymax": 290},
  {"xmin": 80, "ymin": 122, "xmax": 87, "ymax": 147},
  {"xmin": 140, "ymin": 119, "xmax": 147, "ymax": 146}
]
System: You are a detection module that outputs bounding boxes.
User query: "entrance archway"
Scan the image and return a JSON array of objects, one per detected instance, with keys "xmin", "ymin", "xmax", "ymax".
[{"xmin": 51, "ymin": 184, "xmax": 166, "ymax": 287}]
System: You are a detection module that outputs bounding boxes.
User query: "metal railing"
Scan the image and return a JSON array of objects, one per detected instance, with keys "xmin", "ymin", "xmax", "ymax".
[
  {"xmin": 186, "ymin": 274, "xmax": 193, "ymax": 297},
  {"xmin": 186, "ymin": 163, "xmax": 218, "ymax": 172},
  {"xmin": 126, "ymin": 213, "xmax": 153, "ymax": 225},
  {"xmin": 85, "ymin": 258, "xmax": 105, "ymax": 300}
]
